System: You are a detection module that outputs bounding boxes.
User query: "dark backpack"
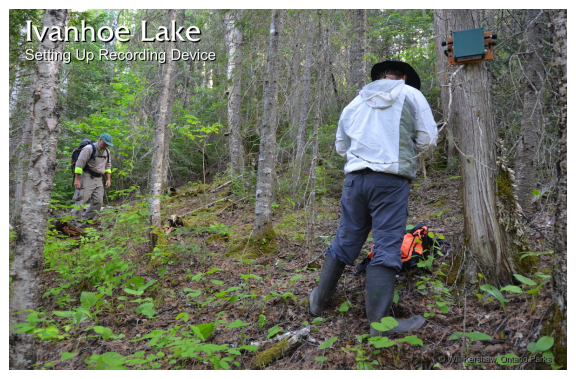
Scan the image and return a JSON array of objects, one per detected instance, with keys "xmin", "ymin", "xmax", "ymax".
[
  {"xmin": 354, "ymin": 224, "xmax": 446, "ymax": 275},
  {"xmin": 70, "ymin": 139, "xmax": 96, "ymax": 174}
]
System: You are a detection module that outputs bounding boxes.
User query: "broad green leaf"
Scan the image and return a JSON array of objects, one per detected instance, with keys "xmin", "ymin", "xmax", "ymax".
[
  {"xmin": 211, "ymin": 280, "xmax": 224, "ymax": 285},
  {"xmin": 311, "ymin": 317, "xmax": 323, "ymax": 326},
  {"xmin": 449, "ymin": 332, "xmax": 463, "ymax": 340},
  {"xmin": 369, "ymin": 336, "xmax": 396, "ymax": 348},
  {"xmin": 226, "ymin": 320, "xmax": 250, "ymax": 328},
  {"xmin": 371, "ymin": 317, "xmax": 398, "ymax": 332},
  {"xmin": 339, "ymin": 301, "xmax": 350, "ymax": 314},
  {"xmin": 258, "ymin": 314, "xmax": 266, "ymax": 329},
  {"xmin": 175, "ymin": 312, "xmax": 189, "ymax": 322},
  {"xmin": 398, "ymin": 335, "xmax": 423, "ymax": 346},
  {"xmin": 53, "ymin": 311, "xmax": 74, "ymax": 318},
  {"xmin": 480, "ymin": 284, "xmax": 509, "ymax": 312},
  {"xmin": 465, "ymin": 331, "xmax": 491, "ymax": 341},
  {"xmin": 123, "ymin": 288, "xmax": 144, "ymax": 296},
  {"xmin": 495, "ymin": 353, "xmax": 521, "ymax": 365},
  {"xmin": 393, "ymin": 291, "xmax": 399, "ymax": 304},
  {"xmin": 61, "ymin": 352, "xmax": 76, "ymax": 361},
  {"xmin": 534, "ymin": 336, "xmax": 554, "ymax": 352},
  {"xmin": 319, "ymin": 337, "xmax": 338, "ymax": 349},
  {"xmin": 135, "ymin": 303, "xmax": 155, "ymax": 318},
  {"xmin": 183, "ymin": 289, "xmax": 202, "ymax": 297},
  {"xmin": 290, "ymin": 275, "xmax": 303, "ymax": 282},
  {"xmin": 100, "ymin": 352, "xmax": 125, "ymax": 367},
  {"xmin": 267, "ymin": 325, "xmax": 282, "ymax": 339},
  {"xmin": 315, "ymin": 356, "xmax": 328, "ymax": 362},
  {"xmin": 80, "ymin": 292, "xmax": 97, "ymax": 309},
  {"xmin": 191, "ymin": 322, "xmax": 215, "ymax": 341},
  {"xmin": 438, "ymin": 305, "xmax": 449, "ymax": 313},
  {"xmin": 527, "ymin": 342, "xmax": 538, "ymax": 354},
  {"xmin": 240, "ymin": 344, "xmax": 258, "ymax": 351},
  {"xmin": 125, "ymin": 277, "xmax": 145, "ymax": 290},
  {"xmin": 513, "ymin": 274, "xmax": 537, "ymax": 287},
  {"xmin": 500, "ymin": 285, "xmax": 523, "ymax": 294},
  {"xmin": 532, "ymin": 189, "xmax": 540, "ymax": 196}
]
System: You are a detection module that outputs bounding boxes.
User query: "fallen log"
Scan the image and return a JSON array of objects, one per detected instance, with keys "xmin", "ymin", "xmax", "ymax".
[{"xmin": 248, "ymin": 326, "xmax": 310, "ymax": 369}]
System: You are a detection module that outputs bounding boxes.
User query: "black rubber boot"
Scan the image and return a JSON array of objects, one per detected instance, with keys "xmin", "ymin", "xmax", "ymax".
[
  {"xmin": 309, "ymin": 256, "xmax": 346, "ymax": 317},
  {"xmin": 366, "ymin": 265, "xmax": 427, "ymax": 336}
]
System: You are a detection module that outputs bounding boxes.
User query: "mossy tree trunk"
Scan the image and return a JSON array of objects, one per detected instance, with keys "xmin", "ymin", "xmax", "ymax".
[
  {"xmin": 434, "ymin": 9, "xmax": 515, "ymax": 286},
  {"xmin": 9, "ymin": 9, "xmax": 70, "ymax": 369},
  {"xmin": 548, "ymin": 8, "xmax": 567, "ymax": 369},
  {"xmin": 253, "ymin": 10, "xmax": 284, "ymax": 239}
]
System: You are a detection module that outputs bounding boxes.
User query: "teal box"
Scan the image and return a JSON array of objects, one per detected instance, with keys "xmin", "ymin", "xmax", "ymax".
[{"xmin": 453, "ymin": 27, "xmax": 485, "ymax": 61}]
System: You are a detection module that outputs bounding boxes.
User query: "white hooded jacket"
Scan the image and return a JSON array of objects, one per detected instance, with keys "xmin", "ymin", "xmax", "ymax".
[{"xmin": 335, "ymin": 79, "xmax": 437, "ymax": 179}]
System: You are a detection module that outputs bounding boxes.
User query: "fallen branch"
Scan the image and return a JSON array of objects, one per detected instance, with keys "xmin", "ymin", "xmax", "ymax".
[{"xmin": 248, "ymin": 326, "xmax": 310, "ymax": 369}]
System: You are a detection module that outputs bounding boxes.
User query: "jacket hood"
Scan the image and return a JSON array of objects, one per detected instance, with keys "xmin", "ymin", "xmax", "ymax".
[{"xmin": 360, "ymin": 79, "xmax": 405, "ymax": 109}]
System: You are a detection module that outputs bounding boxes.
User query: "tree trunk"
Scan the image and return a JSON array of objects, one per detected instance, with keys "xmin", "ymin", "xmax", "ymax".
[
  {"xmin": 253, "ymin": 9, "xmax": 284, "ymax": 239},
  {"xmin": 350, "ymin": 9, "xmax": 367, "ymax": 98},
  {"xmin": 293, "ymin": 13, "xmax": 315, "ymax": 192},
  {"xmin": 148, "ymin": 9, "xmax": 176, "ymax": 250},
  {"xmin": 548, "ymin": 8, "xmax": 567, "ymax": 369},
  {"xmin": 161, "ymin": 9, "xmax": 182, "ymax": 188},
  {"xmin": 306, "ymin": 10, "xmax": 325, "ymax": 258},
  {"xmin": 515, "ymin": 9, "xmax": 546, "ymax": 215},
  {"xmin": 434, "ymin": 9, "xmax": 515, "ymax": 286},
  {"xmin": 9, "ymin": 9, "xmax": 70, "ymax": 369},
  {"xmin": 224, "ymin": 9, "xmax": 245, "ymax": 175}
]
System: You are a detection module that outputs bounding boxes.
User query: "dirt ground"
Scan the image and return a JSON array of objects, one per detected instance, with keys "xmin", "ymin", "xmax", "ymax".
[{"xmin": 34, "ymin": 171, "xmax": 557, "ymax": 370}]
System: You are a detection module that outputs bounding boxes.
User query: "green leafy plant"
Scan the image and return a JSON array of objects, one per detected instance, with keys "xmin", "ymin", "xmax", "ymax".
[
  {"xmin": 527, "ymin": 336, "xmax": 562, "ymax": 369},
  {"xmin": 315, "ymin": 336, "xmax": 338, "ymax": 368},
  {"xmin": 449, "ymin": 331, "xmax": 491, "ymax": 356},
  {"xmin": 479, "ymin": 284, "xmax": 509, "ymax": 312},
  {"xmin": 338, "ymin": 301, "xmax": 351, "ymax": 315}
]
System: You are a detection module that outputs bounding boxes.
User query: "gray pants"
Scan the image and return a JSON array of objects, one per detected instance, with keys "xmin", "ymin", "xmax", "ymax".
[
  {"xmin": 71, "ymin": 172, "xmax": 104, "ymax": 220},
  {"xmin": 326, "ymin": 169, "xmax": 410, "ymax": 272}
]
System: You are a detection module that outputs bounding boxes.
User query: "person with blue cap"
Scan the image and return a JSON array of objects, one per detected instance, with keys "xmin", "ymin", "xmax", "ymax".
[
  {"xmin": 71, "ymin": 133, "xmax": 114, "ymax": 221},
  {"xmin": 308, "ymin": 61, "xmax": 438, "ymax": 336}
]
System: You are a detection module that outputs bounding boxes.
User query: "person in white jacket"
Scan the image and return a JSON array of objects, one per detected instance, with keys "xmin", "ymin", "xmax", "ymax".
[{"xmin": 309, "ymin": 61, "xmax": 438, "ymax": 336}]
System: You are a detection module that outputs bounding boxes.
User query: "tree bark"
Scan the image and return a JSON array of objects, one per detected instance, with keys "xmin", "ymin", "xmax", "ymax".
[
  {"xmin": 306, "ymin": 10, "xmax": 325, "ymax": 258},
  {"xmin": 350, "ymin": 9, "xmax": 367, "ymax": 98},
  {"xmin": 515, "ymin": 9, "xmax": 546, "ymax": 215},
  {"xmin": 253, "ymin": 9, "xmax": 284, "ymax": 238},
  {"xmin": 434, "ymin": 9, "xmax": 514, "ymax": 286},
  {"xmin": 224, "ymin": 9, "xmax": 245, "ymax": 175},
  {"xmin": 148, "ymin": 9, "xmax": 176, "ymax": 250},
  {"xmin": 549, "ymin": 8, "xmax": 567, "ymax": 369},
  {"xmin": 161, "ymin": 9, "xmax": 182, "ymax": 188},
  {"xmin": 9, "ymin": 9, "xmax": 70, "ymax": 369},
  {"xmin": 293, "ymin": 13, "xmax": 315, "ymax": 191}
]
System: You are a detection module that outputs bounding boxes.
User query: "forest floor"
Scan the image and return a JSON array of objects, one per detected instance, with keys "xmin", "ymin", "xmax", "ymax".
[{"xmin": 31, "ymin": 169, "xmax": 558, "ymax": 370}]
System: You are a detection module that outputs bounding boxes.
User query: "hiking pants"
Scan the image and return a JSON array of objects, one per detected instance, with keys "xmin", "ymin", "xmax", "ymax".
[
  {"xmin": 71, "ymin": 172, "xmax": 104, "ymax": 220},
  {"xmin": 325, "ymin": 169, "xmax": 410, "ymax": 273}
]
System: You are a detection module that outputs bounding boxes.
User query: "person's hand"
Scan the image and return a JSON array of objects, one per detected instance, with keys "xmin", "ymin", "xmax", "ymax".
[
  {"xmin": 105, "ymin": 179, "xmax": 111, "ymax": 188},
  {"xmin": 74, "ymin": 178, "xmax": 82, "ymax": 189}
]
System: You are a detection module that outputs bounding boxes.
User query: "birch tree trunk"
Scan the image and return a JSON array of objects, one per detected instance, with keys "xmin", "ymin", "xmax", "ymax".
[
  {"xmin": 548, "ymin": 8, "xmax": 567, "ymax": 369},
  {"xmin": 515, "ymin": 9, "xmax": 546, "ymax": 215},
  {"xmin": 293, "ymin": 13, "xmax": 315, "ymax": 191},
  {"xmin": 9, "ymin": 9, "xmax": 70, "ymax": 369},
  {"xmin": 350, "ymin": 9, "xmax": 367, "ymax": 98},
  {"xmin": 161, "ymin": 9, "xmax": 182, "ymax": 187},
  {"xmin": 434, "ymin": 9, "xmax": 515, "ymax": 286},
  {"xmin": 148, "ymin": 9, "xmax": 175, "ymax": 250},
  {"xmin": 253, "ymin": 9, "xmax": 284, "ymax": 239},
  {"xmin": 224, "ymin": 9, "xmax": 245, "ymax": 175}
]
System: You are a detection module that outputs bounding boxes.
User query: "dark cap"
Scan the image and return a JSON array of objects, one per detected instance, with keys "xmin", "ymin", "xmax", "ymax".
[{"xmin": 370, "ymin": 60, "xmax": 421, "ymax": 90}]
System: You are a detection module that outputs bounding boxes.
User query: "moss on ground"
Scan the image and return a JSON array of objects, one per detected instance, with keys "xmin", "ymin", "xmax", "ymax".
[{"xmin": 226, "ymin": 228, "xmax": 279, "ymax": 258}]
